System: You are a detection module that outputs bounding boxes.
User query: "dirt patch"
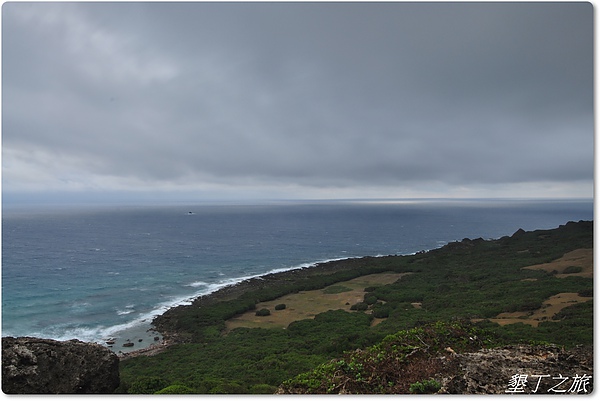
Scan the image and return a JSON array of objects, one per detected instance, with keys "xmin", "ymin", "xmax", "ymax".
[
  {"xmin": 488, "ymin": 292, "xmax": 592, "ymax": 327},
  {"xmin": 370, "ymin": 317, "xmax": 386, "ymax": 327},
  {"xmin": 522, "ymin": 248, "xmax": 593, "ymax": 278},
  {"xmin": 225, "ymin": 272, "xmax": 409, "ymax": 331}
]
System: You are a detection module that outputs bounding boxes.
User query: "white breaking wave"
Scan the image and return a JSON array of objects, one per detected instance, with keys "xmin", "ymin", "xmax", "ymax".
[
  {"xmin": 185, "ymin": 280, "xmax": 209, "ymax": 288},
  {"xmin": 5, "ymin": 255, "xmax": 419, "ymax": 345}
]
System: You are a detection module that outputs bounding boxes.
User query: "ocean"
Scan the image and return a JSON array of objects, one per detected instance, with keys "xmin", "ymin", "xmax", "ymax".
[{"xmin": 1, "ymin": 199, "xmax": 593, "ymax": 351}]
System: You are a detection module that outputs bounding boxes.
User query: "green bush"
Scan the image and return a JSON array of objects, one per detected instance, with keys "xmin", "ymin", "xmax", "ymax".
[
  {"xmin": 409, "ymin": 379, "xmax": 441, "ymax": 394},
  {"xmin": 519, "ymin": 300, "xmax": 542, "ymax": 311},
  {"xmin": 208, "ymin": 381, "xmax": 245, "ymax": 394},
  {"xmin": 563, "ymin": 265, "xmax": 583, "ymax": 274},
  {"xmin": 248, "ymin": 383, "xmax": 278, "ymax": 394},
  {"xmin": 275, "ymin": 303, "xmax": 287, "ymax": 310},
  {"xmin": 578, "ymin": 288, "xmax": 593, "ymax": 297},
  {"xmin": 128, "ymin": 376, "xmax": 171, "ymax": 394},
  {"xmin": 154, "ymin": 384, "xmax": 196, "ymax": 394},
  {"xmin": 364, "ymin": 294, "xmax": 378, "ymax": 305},
  {"xmin": 350, "ymin": 302, "xmax": 368, "ymax": 311},
  {"xmin": 255, "ymin": 308, "xmax": 271, "ymax": 316},
  {"xmin": 372, "ymin": 304, "xmax": 391, "ymax": 318}
]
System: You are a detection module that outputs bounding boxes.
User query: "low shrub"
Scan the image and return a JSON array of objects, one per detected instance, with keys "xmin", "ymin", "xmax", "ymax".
[
  {"xmin": 209, "ymin": 381, "xmax": 245, "ymax": 394},
  {"xmin": 350, "ymin": 302, "xmax": 368, "ymax": 311},
  {"xmin": 248, "ymin": 384, "xmax": 278, "ymax": 394},
  {"xmin": 364, "ymin": 294, "xmax": 378, "ymax": 305},
  {"xmin": 409, "ymin": 379, "xmax": 441, "ymax": 394},
  {"xmin": 154, "ymin": 384, "xmax": 196, "ymax": 394},
  {"xmin": 128, "ymin": 376, "xmax": 170, "ymax": 394},
  {"xmin": 372, "ymin": 305, "xmax": 391, "ymax": 319},
  {"xmin": 275, "ymin": 304, "xmax": 287, "ymax": 310},
  {"xmin": 563, "ymin": 265, "xmax": 583, "ymax": 274},
  {"xmin": 255, "ymin": 308, "xmax": 271, "ymax": 316}
]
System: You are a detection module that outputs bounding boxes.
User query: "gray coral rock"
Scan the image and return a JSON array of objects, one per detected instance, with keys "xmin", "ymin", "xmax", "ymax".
[
  {"xmin": 438, "ymin": 345, "xmax": 593, "ymax": 394},
  {"xmin": 2, "ymin": 337, "xmax": 119, "ymax": 394}
]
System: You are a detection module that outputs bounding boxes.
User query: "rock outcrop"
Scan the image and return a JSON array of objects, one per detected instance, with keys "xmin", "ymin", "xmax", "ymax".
[
  {"xmin": 2, "ymin": 337, "xmax": 120, "ymax": 394},
  {"xmin": 438, "ymin": 344, "xmax": 593, "ymax": 394},
  {"xmin": 278, "ymin": 336, "xmax": 593, "ymax": 395}
]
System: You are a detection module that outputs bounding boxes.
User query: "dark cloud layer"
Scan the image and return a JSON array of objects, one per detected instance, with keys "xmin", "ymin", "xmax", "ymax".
[{"xmin": 2, "ymin": 2, "xmax": 593, "ymax": 199}]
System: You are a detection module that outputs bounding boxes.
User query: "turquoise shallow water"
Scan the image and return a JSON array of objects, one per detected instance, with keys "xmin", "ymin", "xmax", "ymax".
[{"xmin": 2, "ymin": 199, "xmax": 593, "ymax": 347}]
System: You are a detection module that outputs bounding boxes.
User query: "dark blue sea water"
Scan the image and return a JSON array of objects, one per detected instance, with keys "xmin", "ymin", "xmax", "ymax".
[{"xmin": 2, "ymin": 199, "xmax": 593, "ymax": 346}]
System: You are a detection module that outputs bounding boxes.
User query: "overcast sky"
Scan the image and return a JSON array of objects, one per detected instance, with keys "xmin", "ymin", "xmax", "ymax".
[{"xmin": 2, "ymin": 2, "xmax": 594, "ymax": 202}]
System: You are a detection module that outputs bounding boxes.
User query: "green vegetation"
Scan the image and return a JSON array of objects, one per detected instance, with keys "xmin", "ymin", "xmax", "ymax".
[
  {"xmin": 409, "ymin": 379, "xmax": 442, "ymax": 394},
  {"xmin": 350, "ymin": 302, "xmax": 368, "ymax": 311},
  {"xmin": 371, "ymin": 303, "xmax": 392, "ymax": 318},
  {"xmin": 154, "ymin": 384, "xmax": 196, "ymax": 394},
  {"xmin": 255, "ymin": 308, "xmax": 271, "ymax": 316},
  {"xmin": 563, "ymin": 265, "xmax": 583, "ymax": 274},
  {"xmin": 322, "ymin": 285, "xmax": 352, "ymax": 294},
  {"xmin": 119, "ymin": 221, "xmax": 593, "ymax": 394},
  {"xmin": 281, "ymin": 321, "xmax": 498, "ymax": 394},
  {"xmin": 274, "ymin": 303, "xmax": 287, "ymax": 310},
  {"xmin": 363, "ymin": 294, "xmax": 378, "ymax": 305}
]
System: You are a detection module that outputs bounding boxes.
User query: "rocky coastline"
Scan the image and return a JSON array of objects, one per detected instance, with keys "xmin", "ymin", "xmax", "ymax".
[
  {"xmin": 103, "ymin": 255, "xmax": 389, "ymax": 357},
  {"xmin": 151, "ymin": 255, "xmax": 393, "ymax": 344}
]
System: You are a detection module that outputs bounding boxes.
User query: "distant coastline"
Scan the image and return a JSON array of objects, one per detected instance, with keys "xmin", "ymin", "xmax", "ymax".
[
  {"xmin": 147, "ymin": 255, "xmax": 394, "ymax": 350},
  {"xmin": 141, "ymin": 220, "xmax": 593, "ymax": 356},
  {"xmin": 118, "ymin": 257, "xmax": 403, "ymax": 359},
  {"xmin": 109, "ymin": 256, "xmax": 376, "ymax": 356},
  {"xmin": 3, "ymin": 200, "xmax": 592, "ymax": 354}
]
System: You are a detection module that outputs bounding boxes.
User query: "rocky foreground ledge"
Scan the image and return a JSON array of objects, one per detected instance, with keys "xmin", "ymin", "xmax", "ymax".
[
  {"xmin": 278, "ymin": 343, "xmax": 594, "ymax": 394},
  {"xmin": 2, "ymin": 337, "xmax": 120, "ymax": 394}
]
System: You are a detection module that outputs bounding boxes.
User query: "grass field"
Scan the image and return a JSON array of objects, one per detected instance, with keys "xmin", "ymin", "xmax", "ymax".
[
  {"xmin": 225, "ymin": 272, "xmax": 408, "ymax": 331},
  {"xmin": 486, "ymin": 248, "xmax": 593, "ymax": 327},
  {"xmin": 522, "ymin": 248, "xmax": 593, "ymax": 278}
]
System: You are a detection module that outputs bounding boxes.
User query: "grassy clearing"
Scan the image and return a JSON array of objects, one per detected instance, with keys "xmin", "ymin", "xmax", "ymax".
[
  {"xmin": 522, "ymin": 248, "xmax": 593, "ymax": 278},
  {"xmin": 487, "ymin": 248, "xmax": 593, "ymax": 327},
  {"xmin": 489, "ymin": 292, "xmax": 592, "ymax": 327},
  {"xmin": 225, "ymin": 272, "xmax": 408, "ymax": 331}
]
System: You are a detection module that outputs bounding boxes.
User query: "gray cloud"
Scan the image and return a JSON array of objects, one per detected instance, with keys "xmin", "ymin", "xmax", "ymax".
[{"xmin": 2, "ymin": 2, "xmax": 593, "ymax": 199}]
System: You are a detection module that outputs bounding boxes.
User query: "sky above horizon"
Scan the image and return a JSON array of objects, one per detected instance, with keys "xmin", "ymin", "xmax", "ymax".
[{"xmin": 2, "ymin": 2, "xmax": 594, "ymax": 203}]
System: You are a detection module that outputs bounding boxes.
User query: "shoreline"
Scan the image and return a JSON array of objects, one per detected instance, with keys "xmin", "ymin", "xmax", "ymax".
[
  {"xmin": 96, "ymin": 256, "xmax": 372, "ymax": 356},
  {"xmin": 114, "ymin": 254, "xmax": 401, "ymax": 356},
  {"xmin": 1, "ymin": 254, "xmax": 402, "ymax": 358},
  {"xmin": 103, "ymin": 323, "xmax": 165, "ymax": 357}
]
